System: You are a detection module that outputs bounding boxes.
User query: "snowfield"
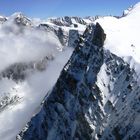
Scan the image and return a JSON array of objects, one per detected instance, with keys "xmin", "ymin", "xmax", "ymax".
[{"xmin": 96, "ymin": 2, "xmax": 140, "ymax": 76}]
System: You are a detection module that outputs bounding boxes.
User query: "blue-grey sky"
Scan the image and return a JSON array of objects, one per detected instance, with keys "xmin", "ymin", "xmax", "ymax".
[{"xmin": 0, "ymin": 0, "xmax": 139, "ymax": 19}]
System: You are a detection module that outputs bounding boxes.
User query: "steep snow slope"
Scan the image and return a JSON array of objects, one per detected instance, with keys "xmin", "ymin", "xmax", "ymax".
[
  {"xmin": 18, "ymin": 2, "xmax": 140, "ymax": 140},
  {"xmin": 96, "ymin": 2, "xmax": 140, "ymax": 75}
]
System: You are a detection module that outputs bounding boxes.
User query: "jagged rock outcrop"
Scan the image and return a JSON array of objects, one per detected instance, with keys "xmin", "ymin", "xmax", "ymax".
[
  {"xmin": 0, "ymin": 93, "xmax": 20, "ymax": 112},
  {"xmin": 17, "ymin": 23, "xmax": 106, "ymax": 140},
  {"xmin": 48, "ymin": 16, "xmax": 87, "ymax": 27},
  {"xmin": 13, "ymin": 13, "xmax": 33, "ymax": 26},
  {"xmin": 85, "ymin": 16, "xmax": 102, "ymax": 22},
  {"xmin": 0, "ymin": 16, "xmax": 7, "ymax": 24},
  {"xmin": 0, "ymin": 56, "xmax": 53, "ymax": 82},
  {"xmin": 67, "ymin": 29, "xmax": 80, "ymax": 48},
  {"xmin": 1, "ymin": 14, "xmax": 96, "ymax": 47},
  {"xmin": 17, "ymin": 22, "xmax": 140, "ymax": 140},
  {"xmin": 95, "ymin": 51, "xmax": 140, "ymax": 140},
  {"xmin": 38, "ymin": 23, "xmax": 69, "ymax": 46},
  {"xmin": 38, "ymin": 23, "xmax": 82, "ymax": 47}
]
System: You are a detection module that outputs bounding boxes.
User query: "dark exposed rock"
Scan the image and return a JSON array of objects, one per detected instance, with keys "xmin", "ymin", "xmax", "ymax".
[
  {"xmin": 92, "ymin": 23, "xmax": 106, "ymax": 47},
  {"xmin": 38, "ymin": 24, "xmax": 69, "ymax": 46},
  {"xmin": 0, "ymin": 56, "xmax": 50, "ymax": 82},
  {"xmin": 17, "ymin": 23, "xmax": 105, "ymax": 140},
  {"xmin": 0, "ymin": 16, "xmax": 7, "ymax": 24},
  {"xmin": 56, "ymin": 27, "xmax": 68, "ymax": 46},
  {"xmin": 1, "ymin": 63, "xmax": 32, "ymax": 82},
  {"xmin": 68, "ymin": 29, "xmax": 80, "ymax": 48},
  {"xmin": 17, "ymin": 23, "xmax": 140, "ymax": 140}
]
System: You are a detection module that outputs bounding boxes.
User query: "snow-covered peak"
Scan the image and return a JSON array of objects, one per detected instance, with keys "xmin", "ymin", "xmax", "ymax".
[
  {"xmin": 84, "ymin": 15, "xmax": 102, "ymax": 22},
  {"xmin": 47, "ymin": 16, "xmax": 87, "ymax": 27},
  {"xmin": 7, "ymin": 12, "xmax": 33, "ymax": 26}
]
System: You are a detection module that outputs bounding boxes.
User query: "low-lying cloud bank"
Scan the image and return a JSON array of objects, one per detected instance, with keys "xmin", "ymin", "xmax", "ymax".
[
  {"xmin": 0, "ymin": 15, "xmax": 73, "ymax": 140},
  {"xmin": 0, "ymin": 17, "xmax": 63, "ymax": 72}
]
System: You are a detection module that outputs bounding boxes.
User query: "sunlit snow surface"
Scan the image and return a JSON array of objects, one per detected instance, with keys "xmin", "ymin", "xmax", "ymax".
[{"xmin": 96, "ymin": 2, "xmax": 140, "ymax": 76}]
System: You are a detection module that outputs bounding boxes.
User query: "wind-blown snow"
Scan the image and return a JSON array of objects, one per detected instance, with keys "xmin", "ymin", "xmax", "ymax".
[{"xmin": 0, "ymin": 15, "xmax": 73, "ymax": 140}]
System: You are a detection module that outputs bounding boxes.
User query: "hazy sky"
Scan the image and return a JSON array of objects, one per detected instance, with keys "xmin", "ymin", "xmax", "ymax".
[{"xmin": 0, "ymin": 0, "xmax": 139, "ymax": 18}]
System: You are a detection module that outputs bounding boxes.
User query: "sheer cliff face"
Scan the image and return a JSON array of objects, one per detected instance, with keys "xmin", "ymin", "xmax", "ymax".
[
  {"xmin": 18, "ymin": 23, "xmax": 140, "ymax": 140},
  {"xmin": 17, "ymin": 23, "xmax": 105, "ymax": 140}
]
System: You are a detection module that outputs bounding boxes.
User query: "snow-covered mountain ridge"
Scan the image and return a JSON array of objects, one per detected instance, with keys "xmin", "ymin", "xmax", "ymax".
[
  {"xmin": 17, "ymin": 2, "xmax": 140, "ymax": 140},
  {"xmin": 0, "ymin": 2, "xmax": 140, "ymax": 140},
  {"xmin": 0, "ymin": 11, "xmax": 80, "ymax": 140}
]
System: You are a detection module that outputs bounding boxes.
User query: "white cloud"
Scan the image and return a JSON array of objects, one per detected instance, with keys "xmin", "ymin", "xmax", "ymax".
[
  {"xmin": 0, "ymin": 19, "xmax": 73, "ymax": 140},
  {"xmin": 0, "ymin": 19, "xmax": 62, "ymax": 72}
]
